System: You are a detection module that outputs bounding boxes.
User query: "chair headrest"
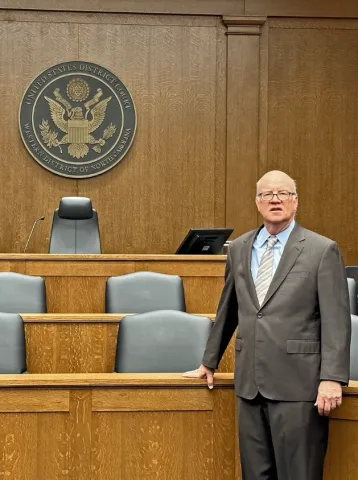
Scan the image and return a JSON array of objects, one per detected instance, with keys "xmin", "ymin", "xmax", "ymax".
[{"xmin": 58, "ymin": 197, "xmax": 93, "ymax": 220}]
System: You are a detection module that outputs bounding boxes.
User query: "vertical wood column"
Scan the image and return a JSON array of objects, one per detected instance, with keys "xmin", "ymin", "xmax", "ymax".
[{"xmin": 224, "ymin": 17, "xmax": 266, "ymax": 237}]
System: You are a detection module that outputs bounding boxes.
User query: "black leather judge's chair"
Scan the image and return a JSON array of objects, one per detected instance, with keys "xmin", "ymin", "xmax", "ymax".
[
  {"xmin": 106, "ymin": 272, "xmax": 186, "ymax": 313},
  {"xmin": 115, "ymin": 310, "xmax": 212, "ymax": 373},
  {"xmin": 348, "ymin": 278, "xmax": 357, "ymax": 315},
  {"xmin": 0, "ymin": 272, "xmax": 46, "ymax": 313},
  {"xmin": 49, "ymin": 197, "xmax": 101, "ymax": 254},
  {"xmin": 0, "ymin": 313, "xmax": 27, "ymax": 374}
]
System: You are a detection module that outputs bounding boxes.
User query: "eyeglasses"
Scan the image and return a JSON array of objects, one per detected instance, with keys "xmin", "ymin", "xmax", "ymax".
[{"xmin": 257, "ymin": 191, "xmax": 297, "ymax": 202}]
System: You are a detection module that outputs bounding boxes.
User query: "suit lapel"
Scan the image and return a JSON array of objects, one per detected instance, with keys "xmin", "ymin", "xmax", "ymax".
[
  {"xmin": 260, "ymin": 222, "xmax": 306, "ymax": 309},
  {"xmin": 242, "ymin": 227, "xmax": 262, "ymax": 310}
]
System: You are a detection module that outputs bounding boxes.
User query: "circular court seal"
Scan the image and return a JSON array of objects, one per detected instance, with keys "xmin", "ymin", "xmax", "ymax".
[{"xmin": 19, "ymin": 61, "xmax": 136, "ymax": 178}]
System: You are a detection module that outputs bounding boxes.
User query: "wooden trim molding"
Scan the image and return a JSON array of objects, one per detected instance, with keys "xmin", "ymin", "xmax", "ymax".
[
  {"xmin": 223, "ymin": 16, "xmax": 267, "ymax": 35},
  {"xmin": 0, "ymin": 0, "xmax": 244, "ymax": 16}
]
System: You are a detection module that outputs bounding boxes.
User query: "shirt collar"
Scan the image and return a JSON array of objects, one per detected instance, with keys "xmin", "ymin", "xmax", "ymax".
[{"xmin": 256, "ymin": 220, "xmax": 296, "ymax": 248}]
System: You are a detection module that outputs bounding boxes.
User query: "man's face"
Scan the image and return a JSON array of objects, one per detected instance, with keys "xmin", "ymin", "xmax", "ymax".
[{"xmin": 255, "ymin": 179, "xmax": 298, "ymax": 225}]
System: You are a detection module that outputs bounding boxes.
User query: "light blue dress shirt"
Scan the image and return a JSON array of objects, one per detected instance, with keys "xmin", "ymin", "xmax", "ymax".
[{"xmin": 251, "ymin": 221, "xmax": 296, "ymax": 282}]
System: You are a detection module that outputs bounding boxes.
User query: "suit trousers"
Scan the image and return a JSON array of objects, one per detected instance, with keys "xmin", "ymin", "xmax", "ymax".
[{"xmin": 238, "ymin": 394, "xmax": 329, "ymax": 480}]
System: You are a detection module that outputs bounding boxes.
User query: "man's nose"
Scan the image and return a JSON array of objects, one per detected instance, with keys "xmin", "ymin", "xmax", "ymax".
[{"xmin": 270, "ymin": 194, "xmax": 282, "ymax": 202}]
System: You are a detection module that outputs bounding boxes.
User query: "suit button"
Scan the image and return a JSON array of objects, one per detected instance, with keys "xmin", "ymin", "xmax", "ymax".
[{"xmin": 257, "ymin": 313, "xmax": 263, "ymax": 318}]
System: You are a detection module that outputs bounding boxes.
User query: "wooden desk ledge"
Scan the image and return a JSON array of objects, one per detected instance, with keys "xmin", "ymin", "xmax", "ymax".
[
  {"xmin": 0, "ymin": 373, "xmax": 234, "ymax": 388},
  {"xmin": 0, "ymin": 253, "xmax": 227, "ymax": 261},
  {"xmin": 21, "ymin": 313, "xmax": 216, "ymax": 323}
]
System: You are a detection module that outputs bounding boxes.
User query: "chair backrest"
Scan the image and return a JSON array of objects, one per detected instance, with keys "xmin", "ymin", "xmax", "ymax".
[
  {"xmin": 348, "ymin": 278, "xmax": 357, "ymax": 315},
  {"xmin": 0, "ymin": 313, "xmax": 26, "ymax": 374},
  {"xmin": 106, "ymin": 272, "xmax": 186, "ymax": 313},
  {"xmin": 0, "ymin": 272, "xmax": 46, "ymax": 313},
  {"xmin": 49, "ymin": 197, "xmax": 101, "ymax": 254},
  {"xmin": 350, "ymin": 314, "xmax": 358, "ymax": 380},
  {"xmin": 115, "ymin": 310, "xmax": 212, "ymax": 373}
]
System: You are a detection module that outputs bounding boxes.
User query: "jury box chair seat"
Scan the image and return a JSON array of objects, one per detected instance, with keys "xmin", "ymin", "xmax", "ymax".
[
  {"xmin": 0, "ymin": 313, "xmax": 27, "ymax": 374},
  {"xmin": 106, "ymin": 271, "xmax": 186, "ymax": 313},
  {"xmin": 115, "ymin": 310, "xmax": 212, "ymax": 373},
  {"xmin": 0, "ymin": 271, "xmax": 46, "ymax": 313},
  {"xmin": 49, "ymin": 196, "xmax": 101, "ymax": 254}
]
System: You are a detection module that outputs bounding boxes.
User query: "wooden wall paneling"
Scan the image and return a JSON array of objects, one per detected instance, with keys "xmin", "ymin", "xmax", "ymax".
[
  {"xmin": 224, "ymin": 17, "xmax": 266, "ymax": 238},
  {"xmin": 214, "ymin": 21, "xmax": 227, "ymax": 227},
  {"xmin": 77, "ymin": 18, "xmax": 224, "ymax": 254},
  {"xmin": 183, "ymin": 276, "xmax": 225, "ymax": 313},
  {"xmin": 245, "ymin": 0, "xmax": 358, "ymax": 18},
  {"xmin": 0, "ymin": 1, "xmax": 245, "ymax": 16},
  {"xmin": 0, "ymin": 18, "xmax": 78, "ymax": 254},
  {"xmin": 91, "ymin": 389, "xmax": 215, "ymax": 480},
  {"xmin": 0, "ymin": 390, "xmax": 70, "ymax": 479},
  {"xmin": 0, "ymin": 374, "xmax": 237, "ymax": 479},
  {"xmin": 258, "ymin": 20, "xmax": 269, "ymax": 175},
  {"xmin": 212, "ymin": 388, "xmax": 237, "ymax": 479},
  {"xmin": 25, "ymin": 322, "xmax": 119, "ymax": 373},
  {"xmin": 0, "ymin": 260, "xmax": 25, "ymax": 273},
  {"xmin": 265, "ymin": 19, "xmax": 358, "ymax": 263},
  {"xmin": 45, "ymin": 276, "xmax": 106, "ymax": 313},
  {"xmin": 67, "ymin": 390, "xmax": 92, "ymax": 480}
]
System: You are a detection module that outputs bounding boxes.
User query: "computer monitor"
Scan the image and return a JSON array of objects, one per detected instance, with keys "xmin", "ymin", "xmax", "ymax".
[{"xmin": 175, "ymin": 228, "xmax": 234, "ymax": 255}]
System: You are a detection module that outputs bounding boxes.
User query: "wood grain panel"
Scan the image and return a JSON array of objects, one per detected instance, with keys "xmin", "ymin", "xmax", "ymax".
[
  {"xmin": 0, "ymin": 0, "xmax": 244, "ymax": 15},
  {"xmin": 91, "ymin": 411, "xmax": 214, "ymax": 480},
  {"xmin": 77, "ymin": 21, "xmax": 224, "ymax": 254},
  {"xmin": 226, "ymin": 27, "xmax": 261, "ymax": 238},
  {"xmin": 0, "ymin": 413, "xmax": 68, "ymax": 479},
  {"xmin": 246, "ymin": 0, "xmax": 358, "ymax": 18},
  {"xmin": 325, "ymin": 417, "xmax": 358, "ymax": 479},
  {"xmin": 183, "ymin": 276, "xmax": 225, "ymax": 313},
  {"xmin": 0, "ymin": 389, "xmax": 69, "ymax": 412},
  {"xmin": 25, "ymin": 257, "xmax": 225, "ymax": 276},
  {"xmin": 25, "ymin": 323, "xmax": 119, "ymax": 373},
  {"xmin": 67, "ymin": 390, "xmax": 92, "ymax": 480},
  {"xmin": 0, "ymin": 19, "xmax": 78, "ymax": 254},
  {"xmin": 0, "ymin": 375, "xmax": 236, "ymax": 480},
  {"xmin": 213, "ymin": 389, "xmax": 237, "ymax": 479},
  {"xmin": 93, "ymin": 388, "xmax": 214, "ymax": 411},
  {"xmin": 0, "ymin": 261, "xmax": 25, "ymax": 273},
  {"xmin": 45, "ymin": 277, "xmax": 106, "ymax": 313},
  {"xmin": 266, "ymin": 24, "xmax": 358, "ymax": 263},
  {"xmin": 218, "ymin": 334, "xmax": 236, "ymax": 373}
]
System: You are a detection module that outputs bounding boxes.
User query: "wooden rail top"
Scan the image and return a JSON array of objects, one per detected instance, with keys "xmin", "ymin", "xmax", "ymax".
[
  {"xmin": 21, "ymin": 313, "xmax": 216, "ymax": 323},
  {"xmin": 0, "ymin": 373, "xmax": 234, "ymax": 388},
  {"xmin": 0, "ymin": 254, "xmax": 227, "ymax": 262}
]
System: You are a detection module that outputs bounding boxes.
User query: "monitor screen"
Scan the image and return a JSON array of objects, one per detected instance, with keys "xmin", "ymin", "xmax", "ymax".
[{"xmin": 175, "ymin": 228, "xmax": 234, "ymax": 255}]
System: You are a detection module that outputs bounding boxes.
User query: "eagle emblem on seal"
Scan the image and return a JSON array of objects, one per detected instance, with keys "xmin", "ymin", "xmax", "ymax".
[{"xmin": 39, "ymin": 78, "xmax": 117, "ymax": 159}]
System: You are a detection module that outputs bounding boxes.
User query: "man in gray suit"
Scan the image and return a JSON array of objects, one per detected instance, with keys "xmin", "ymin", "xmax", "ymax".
[{"xmin": 184, "ymin": 170, "xmax": 351, "ymax": 479}]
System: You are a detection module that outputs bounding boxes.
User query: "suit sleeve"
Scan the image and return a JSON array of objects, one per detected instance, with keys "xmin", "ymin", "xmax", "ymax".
[
  {"xmin": 201, "ymin": 245, "xmax": 239, "ymax": 369},
  {"xmin": 318, "ymin": 241, "xmax": 351, "ymax": 385}
]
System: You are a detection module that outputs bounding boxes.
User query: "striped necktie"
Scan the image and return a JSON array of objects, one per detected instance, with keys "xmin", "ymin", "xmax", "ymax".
[{"xmin": 255, "ymin": 236, "xmax": 278, "ymax": 306}]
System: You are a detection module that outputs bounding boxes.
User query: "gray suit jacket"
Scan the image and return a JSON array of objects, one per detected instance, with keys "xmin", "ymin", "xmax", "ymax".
[{"xmin": 202, "ymin": 223, "xmax": 351, "ymax": 401}]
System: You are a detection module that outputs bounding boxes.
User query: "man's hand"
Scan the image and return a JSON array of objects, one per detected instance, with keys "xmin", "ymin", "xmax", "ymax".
[
  {"xmin": 315, "ymin": 380, "xmax": 342, "ymax": 416},
  {"xmin": 182, "ymin": 364, "xmax": 215, "ymax": 389}
]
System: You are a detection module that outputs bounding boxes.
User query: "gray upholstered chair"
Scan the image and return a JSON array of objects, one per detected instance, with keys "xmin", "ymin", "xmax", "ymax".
[
  {"xmin": 350, "ymin": 314, "xmax": 358, "ymax": 380},
  {"xmin": 115, "ymin": 310, "xmax": 212, "ymax": 372},
  {"xmin": 0, "ymin": 313, "xmax": 27, "ymax": 374},
  {"xmin": 0, "ymin": 272, "xmax": 46, "ymax": 313},
  {"xmin": 346, "ymin": 266, "xmax": 358, "ymax": 285},
  {"xmin": 106, "ymin": 272, "xmax": 186, "ymax": 313},
  {"xmin": 348, "ymin": 278, "xmax": 357, "ymax": 315},
  {"xmin": 49, "ymin": 197, "xmax": 101, "ymax": 254}
]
